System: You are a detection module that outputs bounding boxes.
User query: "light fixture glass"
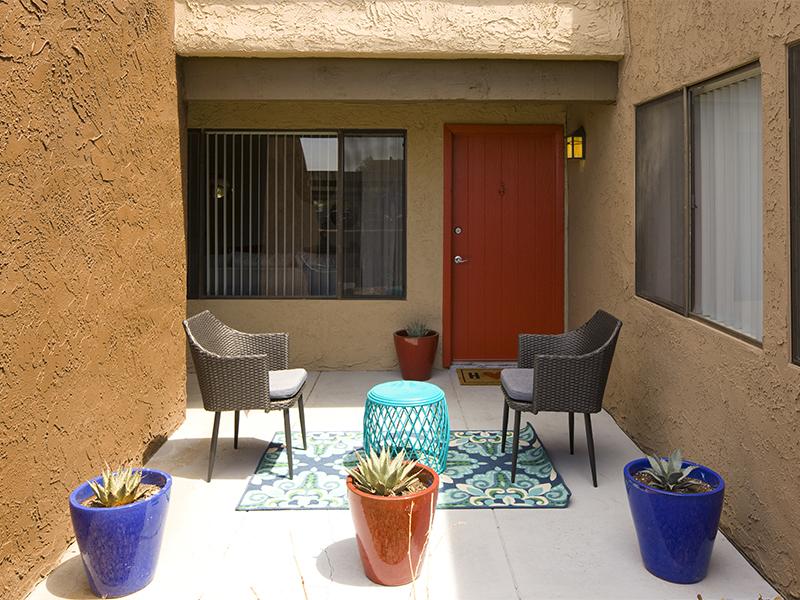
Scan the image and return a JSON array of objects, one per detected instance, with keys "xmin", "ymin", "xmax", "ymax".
[{"xmin": 566, "ymin": 127, "xmax": 586, "ymax": 160}]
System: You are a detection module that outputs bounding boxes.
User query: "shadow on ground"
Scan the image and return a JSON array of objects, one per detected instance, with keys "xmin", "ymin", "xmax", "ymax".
[
  {"xmin": 316, "ymin": 538, "xmax": 374, "ymax": 588},
  {"xmin": 44, "ymin": 555, "xmax": 93, "ymax": 600}
]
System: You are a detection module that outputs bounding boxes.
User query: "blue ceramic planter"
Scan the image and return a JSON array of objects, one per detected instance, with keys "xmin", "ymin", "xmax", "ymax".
[
  {"xmin": 69, "ymin": 469, "xmax": 171, "ymax": 598},
  {"xmin": 624, "ymin": 458, "xmax": 724, "ymax": 584}
]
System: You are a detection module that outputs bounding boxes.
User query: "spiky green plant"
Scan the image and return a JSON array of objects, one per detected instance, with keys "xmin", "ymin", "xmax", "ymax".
[
  {"xmin": 88, "ymin": 465, "xmax": 147, "ymax": 507},
  {"xmin": 404, "ymin": 321, "xmax": 430, "ymax": 338},
  {"xmin": 347, "ymin": 447, "xmax": 424, "ymax": 496},
  {"xmin": 641, "ymin": 449, "xmax": 699, "ymax": 492}
]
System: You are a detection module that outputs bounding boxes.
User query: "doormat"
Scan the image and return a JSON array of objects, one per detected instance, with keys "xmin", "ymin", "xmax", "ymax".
[
  {"xmin": 237, "ymin": 425, "xmax": 570, "ymax": 510},
  {"xmin": 457, "ymin": 368, "xmax": 503, "ymax": 386}
]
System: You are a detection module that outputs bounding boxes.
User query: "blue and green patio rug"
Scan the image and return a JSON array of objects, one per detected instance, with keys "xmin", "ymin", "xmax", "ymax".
[{"xmin": 237, "ymin": 424, "xmax": 571, "ymax": 510}]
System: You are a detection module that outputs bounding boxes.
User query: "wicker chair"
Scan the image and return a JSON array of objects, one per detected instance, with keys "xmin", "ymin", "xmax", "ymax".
[
  {"xmin": 501, "ymin": 310, "xmax": 622, "ymax": 487},
  {"xmin": 183, "ymin": 311, "xmax": 307, "ymax": 482}
]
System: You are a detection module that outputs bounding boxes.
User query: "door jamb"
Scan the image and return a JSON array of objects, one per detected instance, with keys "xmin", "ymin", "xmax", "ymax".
[{"xmin": 442, "ymin": 124, "xmax": 565, "ymax": 368}]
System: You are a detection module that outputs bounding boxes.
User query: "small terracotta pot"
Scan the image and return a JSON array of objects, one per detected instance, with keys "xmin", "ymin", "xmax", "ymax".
[
  {"xmin": 346, "ymin": 464, "xmax": 439, "ymax": 586},
  {"xmin": 393, "ymin": 330, "xmax": 439, "ymax": 381}
]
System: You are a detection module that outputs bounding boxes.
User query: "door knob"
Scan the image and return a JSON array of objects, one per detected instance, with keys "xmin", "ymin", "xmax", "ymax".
[{"xmin": 454, "ymin": 255, "xmax": 469, "ymax": 264}]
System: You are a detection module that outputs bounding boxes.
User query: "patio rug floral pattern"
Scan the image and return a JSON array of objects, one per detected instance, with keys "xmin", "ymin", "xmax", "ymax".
[{"xmin": 237, "ymin": 424, "xmax": 571, "ymax": 510}]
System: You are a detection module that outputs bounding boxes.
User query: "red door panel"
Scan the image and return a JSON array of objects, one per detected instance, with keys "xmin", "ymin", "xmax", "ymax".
[{"xmin": 448, "ymin": 126, "xmax": 564, "ymax": 362}]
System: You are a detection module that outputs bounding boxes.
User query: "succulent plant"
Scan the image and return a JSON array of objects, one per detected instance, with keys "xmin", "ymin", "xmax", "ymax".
[
  {"xmin": 88, "ymin": 465, "xmax": 148, "ymax": 508},
  {"xmin": 641, "ymin": 449, "xmax": 699, "ymax": 492},
  {"xmin": 347, "ymin": 447, "xmax": 425, "ymax": 497},
  {"xmin": 404, "ymin": 321, "xmax": 430, "ymax": 337}
]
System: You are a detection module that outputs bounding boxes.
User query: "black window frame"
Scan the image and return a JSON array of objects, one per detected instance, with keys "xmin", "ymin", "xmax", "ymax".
[
  {"xmin": 634, "ymin": 62, "xmax": 763, "ymax": 345},
  {"xmin": 790, "ymin": 44, "xmax": 800, "ymax": 364},
  {"xmin": 186, "ymin": 128, "xmax": 408, "ymax": 301}
]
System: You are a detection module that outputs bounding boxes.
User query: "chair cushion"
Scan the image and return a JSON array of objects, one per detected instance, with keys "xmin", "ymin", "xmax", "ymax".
[
  {"xmin": 268, "ymin": 368, "xmax": 308, "ymax": 399},
  {"xmin": 501, "ymin": 368, "xmax": 534, "ymax": 402}
]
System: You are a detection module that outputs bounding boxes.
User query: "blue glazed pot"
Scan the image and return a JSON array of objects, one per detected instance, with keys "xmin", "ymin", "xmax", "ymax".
[
  {"xmin": 69, "ymin": 469, "xmax": 171, "ymax": 598},
  {"xmin": 624, "ymin": 459, "xmax": 724, "ymax": 584}
]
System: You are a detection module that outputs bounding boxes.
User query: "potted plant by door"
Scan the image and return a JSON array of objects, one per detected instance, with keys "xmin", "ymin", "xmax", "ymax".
[
  {"xmin": 69, "ymin": 465, "xmax": 172, "ymax": 598},
  {"xmin": 624, "ymin": 450, "xmax": 724, "ymax": 584},
  {"xmin": 346, "ymin": 448, "xmax": 439, "ymax": 586},
  {"xmin": 394, "ymin": 321, "xmax": 439, "ymax": 381}
]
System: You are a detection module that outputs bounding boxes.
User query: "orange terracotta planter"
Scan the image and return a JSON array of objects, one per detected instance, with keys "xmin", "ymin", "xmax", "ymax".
[
  {"xmin": 346, "ymin": 464, "xmax": 440, "ymax": 586},
  {"xmin": 393, "ymin": 331, "xmax": 439, "ymax": 381}
]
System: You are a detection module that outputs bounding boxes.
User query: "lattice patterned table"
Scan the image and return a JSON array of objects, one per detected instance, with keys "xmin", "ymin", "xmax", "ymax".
[{"xmin": 362, "ymin": 380, "xmax": 450, "ymax": 473}]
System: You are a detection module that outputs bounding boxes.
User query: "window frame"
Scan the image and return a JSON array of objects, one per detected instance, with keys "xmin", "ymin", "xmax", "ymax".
[
  {"xmin": 789, "ymin": 43, "xmax": 800, "ymax": 364},
  {"xmin": 186, "ymin": 128, "xmax": 408, "ymax": 301},
  {"xmin": 634, "ymin": 62, "xmax": 763, "ymax": 345}
]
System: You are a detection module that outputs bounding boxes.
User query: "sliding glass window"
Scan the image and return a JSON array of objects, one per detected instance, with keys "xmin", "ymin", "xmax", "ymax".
[
  {"xmin": 634, "ymin": 64, "xmax": 763, "ymax": 342},
  {"xmin": 186, "ymin": 130, "xmax": 406, "ymax": 299}
]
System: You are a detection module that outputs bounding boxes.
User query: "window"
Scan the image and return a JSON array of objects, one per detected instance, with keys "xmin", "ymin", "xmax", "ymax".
[
  {"xmin": 635, "ymin": 64, "xmax": 762, "ymax": 342},
  {"xmin": 186, "ymin": 130, "xmax": 406, "ymax": 299},
  {"xmin": 635, "ymin": 91, "xmax": 687, "ymax": 311}
]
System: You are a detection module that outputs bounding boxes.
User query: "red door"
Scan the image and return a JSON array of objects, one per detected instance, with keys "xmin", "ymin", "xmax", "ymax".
[{"xmin": 444, "ymin": 125, "xmax": 564, "ymax": 364}]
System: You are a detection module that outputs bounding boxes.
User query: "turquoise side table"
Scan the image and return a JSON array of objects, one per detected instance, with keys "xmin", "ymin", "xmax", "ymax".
[{"xmin": 363, "ymin": 381, "xmax": 450, "ymax": 473}]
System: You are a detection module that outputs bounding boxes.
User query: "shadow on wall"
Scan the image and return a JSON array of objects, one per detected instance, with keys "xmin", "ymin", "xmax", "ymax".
[{"xmin": 142, "ymin": 434, "xmax": 169, "ymax": 464}]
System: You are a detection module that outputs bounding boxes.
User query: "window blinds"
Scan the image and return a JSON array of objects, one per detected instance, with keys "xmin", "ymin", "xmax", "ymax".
[{"xmin": 692, "ymin": 73, "xmax": 762, "ymax": 340}]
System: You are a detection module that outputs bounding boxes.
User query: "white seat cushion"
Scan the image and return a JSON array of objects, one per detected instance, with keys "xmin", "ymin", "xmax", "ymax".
[{"xmin": 268, "ymin": 368, "xmax": 307, "ymax": 399}]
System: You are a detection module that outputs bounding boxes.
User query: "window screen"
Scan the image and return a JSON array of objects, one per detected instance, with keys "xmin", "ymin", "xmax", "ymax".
[{"xmin": 635, "ymin": 91, "xmax": 687, "ymax": 311}]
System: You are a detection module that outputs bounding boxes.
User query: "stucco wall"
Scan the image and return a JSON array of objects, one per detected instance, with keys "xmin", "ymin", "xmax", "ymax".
[
  {"xmin": 187, "ymin": 101, "xmax": 565, "ymax": 370},
  {"xmin": 175, "ymin": 0, "xmax": 625, "ymax": 60},
  {"xmin": 0, "ymin": 2, "xmax": 185, "ymax": 599},
  {"xmin": 567, "ymin": 1, "xmax": 800, "ymax": 598}
]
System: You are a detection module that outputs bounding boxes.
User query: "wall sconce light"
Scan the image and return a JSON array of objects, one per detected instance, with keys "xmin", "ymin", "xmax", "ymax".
[{"xmin": 566, "ymin": 127, "xmax": 586, "ymax": 160}]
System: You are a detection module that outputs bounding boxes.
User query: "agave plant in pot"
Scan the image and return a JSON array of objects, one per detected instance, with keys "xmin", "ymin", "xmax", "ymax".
[
  {"xmin": 394, "ymin": 321, "xmax": 439, "ymax": 381},
  {"xmin": 69, "ymin": 465, "xmax": 172, "ymax": 598},
  {"xmin": 624, "ymin": 449, "xmax": 725, "ymax": 584},
  {"xmin": 346, "ymin": 448, "xmax": 439, "ymax": 586}
]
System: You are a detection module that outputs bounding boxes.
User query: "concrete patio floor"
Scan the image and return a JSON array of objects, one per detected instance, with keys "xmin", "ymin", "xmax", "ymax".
[{"xmin": 30, "ymin": 370, "xmax": 779, "ymax": 600}]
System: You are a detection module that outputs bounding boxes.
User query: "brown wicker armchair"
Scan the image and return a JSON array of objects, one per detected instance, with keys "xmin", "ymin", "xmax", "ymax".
[
  {"xmin": 183, "ymin": 311, "xmax": 307, "ymax": 481},
  {"xmin": 501, "ymin": 310, "xmax": 622, "ymax": 487}
]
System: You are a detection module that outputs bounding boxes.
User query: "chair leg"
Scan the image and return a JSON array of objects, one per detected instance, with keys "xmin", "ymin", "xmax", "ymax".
[
  {"xmin": 234, "ymin": 410, "xmax": 240, "ymax": 450},
  {"xmin": 511, "ymin": 410, "xmax": 522, "ymax": 483},
  {"xmin": 283, "ymin": 409, "xmax": 294, "ymax": 479},
  {"xmin": 569, "ymin": 412, "xmax": 574, "ymax": 455},
  {"xmin": 298, "ymin": 395, "xmax": 307, "ymax": 450},
  {"xmin": 501, "ymin": 401, "xmax": 509, "ymax": 453},
  {"xmin": 584, "ymin": 413, "xmax": 597, "ymax": 487},
  {"xmin": 207, "ymin": 412, "xmax": 221, "ymax": 483}
]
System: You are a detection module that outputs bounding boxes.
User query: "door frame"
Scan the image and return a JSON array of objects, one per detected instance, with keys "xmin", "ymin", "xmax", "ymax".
[{"xmin": 442, "ymin": 124, "xmax": 565, "ymax": 367}]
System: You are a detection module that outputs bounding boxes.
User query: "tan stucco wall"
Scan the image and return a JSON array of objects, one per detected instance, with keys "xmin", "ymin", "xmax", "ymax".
[
  {"xmin": 175, "ymin": 0, "xmax": 625, "ymax": 60},
  {"xmin": 0, "ymin": 2, "xmax": 185, "ymax": 599},
  {"xmin": 567, "ymin": 2, "xmax": 800, "ymax": 598},
  {"xmin": 187, "ymin": 101, "xmax": 565, "ymax": 370}
]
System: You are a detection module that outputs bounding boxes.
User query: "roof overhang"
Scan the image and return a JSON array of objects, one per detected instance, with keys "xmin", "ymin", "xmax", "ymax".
[{"xmin": 182, "ymin": 58, "xmax": 618, "ymax": 103}]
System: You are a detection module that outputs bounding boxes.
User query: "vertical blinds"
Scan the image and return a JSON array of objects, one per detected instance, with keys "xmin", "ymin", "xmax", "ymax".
[
  {"xmin": 204, "ymin": 132, "xmax": 338, "ymax": 298},
  {"xmin": 188, "ymin": 131, "xmax": 405, "ymax": 299},
  {"xmin": 692, "ymin": 73, "xmax": 762, "ymax": 340}
]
